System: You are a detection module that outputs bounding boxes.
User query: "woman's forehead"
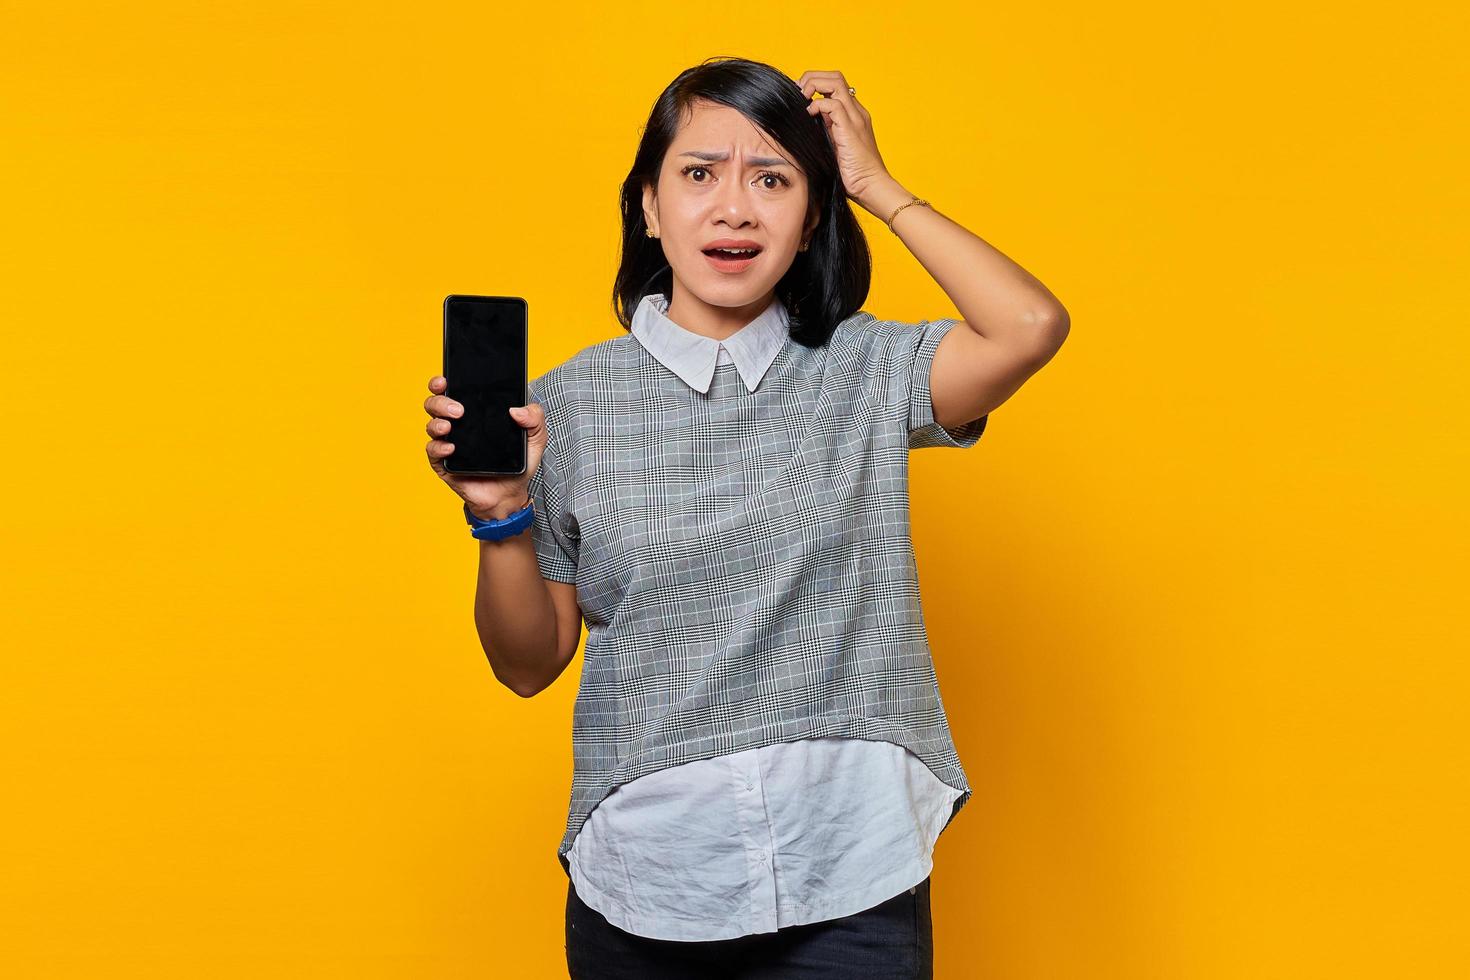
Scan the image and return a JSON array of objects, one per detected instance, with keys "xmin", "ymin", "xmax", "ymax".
[{"xmin": 676, "ymin": 102, "xmax": 786, "ymax": 154}]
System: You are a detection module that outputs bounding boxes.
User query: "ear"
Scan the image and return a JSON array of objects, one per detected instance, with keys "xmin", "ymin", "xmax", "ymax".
[{"xmin": 641, "ymin": 181, "xmax": 659, "ymax": 237}]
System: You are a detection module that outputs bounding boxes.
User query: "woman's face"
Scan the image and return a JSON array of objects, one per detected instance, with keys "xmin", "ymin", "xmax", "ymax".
[{"xmin": 643, "ymin": 99, "xmax": 817, "ymax": 328}]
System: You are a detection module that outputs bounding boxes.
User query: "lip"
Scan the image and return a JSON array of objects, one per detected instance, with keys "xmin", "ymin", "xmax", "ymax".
[
  {"xmin": 702, "ymin": 238, "xmax": 763, "ymax": 252},
  {"xmin": 701, "ymin": 238, "xmax": 763, "ymax": 273},
  {"xmin": 703, "ymin": 249, "xmax": 761, "ymax": 273}
]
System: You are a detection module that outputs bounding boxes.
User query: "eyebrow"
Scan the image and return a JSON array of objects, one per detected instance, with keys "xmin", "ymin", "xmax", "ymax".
[{"xmin": 678, "ymin": 150, "xmax": 792, "ymax": 168}]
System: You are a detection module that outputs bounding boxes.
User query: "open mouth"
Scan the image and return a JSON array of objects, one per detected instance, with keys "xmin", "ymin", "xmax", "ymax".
[{"xmin": 702, "ymin": 247, "xmax": 763, "ymax": 270}]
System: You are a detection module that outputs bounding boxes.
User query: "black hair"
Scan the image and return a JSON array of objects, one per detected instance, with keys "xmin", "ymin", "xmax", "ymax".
[{"xmin": 611, "ymin": 56, "xmax": 872, "ymax": 348}]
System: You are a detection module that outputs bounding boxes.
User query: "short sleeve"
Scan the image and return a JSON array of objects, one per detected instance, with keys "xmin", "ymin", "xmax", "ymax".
[
  {"xmin": 525, "ymin": 385, "xmax": 580, "ymax": 583},
  {"xmin": 885, "ymin": 317, "xmax": 989, "ymax": 450}
]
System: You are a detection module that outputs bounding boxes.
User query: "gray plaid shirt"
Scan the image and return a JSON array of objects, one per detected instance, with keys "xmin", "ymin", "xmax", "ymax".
[{"xmin": 526, "ymin": 293, "xmax": 987, "ymax": 877}]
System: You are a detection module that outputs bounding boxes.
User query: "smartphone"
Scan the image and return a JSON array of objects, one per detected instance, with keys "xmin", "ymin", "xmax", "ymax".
[{"xmin": 441, "ymin": 294, "xmax": 528, "ymax": 476}]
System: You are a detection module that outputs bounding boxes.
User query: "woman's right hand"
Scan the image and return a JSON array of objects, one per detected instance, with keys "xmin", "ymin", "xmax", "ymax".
[{"xmin": 424, "ymin": 375, "xmax": 547, "ymax": 521}]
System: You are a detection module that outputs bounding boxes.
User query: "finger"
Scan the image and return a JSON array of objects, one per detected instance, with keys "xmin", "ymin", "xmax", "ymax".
[
  {"xmin": 808, "ymin": 91, "xmax": 866, "ymax": 133},
  {"xmin": 797, "ymin": 70, "xmax": 842, "ymax": 96},
  {"xmin": 427, "ymin": 417, "xmax": 451, "ymax": 438},
  {"xmin": 800, "ymin": 72, "xmax": 868, "ymax": 123},
  {"xmin": 509, "ymin": 402, "xmax": 544, "ymax": 431},
  {"xmin": 428, "ymin": 375, "xmax": 445, "ymax": 392},
  {"xmin": 424, "ymin": 393, "xmax": 463, "ymax": 418},
  {"xmin": 799, "ymin": 71, "xmax": 850, "ymax": 103},
  {"xmin": 426, "ymin": 438, "xmax": 455, "ymax": 459},
  {"xmin": 807, "ymin": 96, "xmax": 856, "ymax": 135}
]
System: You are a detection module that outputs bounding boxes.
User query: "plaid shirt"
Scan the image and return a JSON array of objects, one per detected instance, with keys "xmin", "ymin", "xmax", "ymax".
[
  {"xmin": 557, "ymin": 294, "xmax": 971, "ymax": 940},
  {"xmin": 526, "ymin": 292, "xmax": 987, "ymax": 882}
]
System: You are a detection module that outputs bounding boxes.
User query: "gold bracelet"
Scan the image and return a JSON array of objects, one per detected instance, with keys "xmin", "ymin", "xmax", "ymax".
[{"xmin": 886, "ymin": 196, "xmax": 932, "ymax": 234}]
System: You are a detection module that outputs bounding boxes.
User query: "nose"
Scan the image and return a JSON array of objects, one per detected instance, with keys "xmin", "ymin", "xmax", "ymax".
[{"xmin": 710, "ymin": 179, "xmax": 758, "ymax": 225}]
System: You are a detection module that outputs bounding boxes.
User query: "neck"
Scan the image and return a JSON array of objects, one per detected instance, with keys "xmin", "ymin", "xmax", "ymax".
[{"xmin": 664, "ymin": 286, "xmax": 775, "ymax": 341}]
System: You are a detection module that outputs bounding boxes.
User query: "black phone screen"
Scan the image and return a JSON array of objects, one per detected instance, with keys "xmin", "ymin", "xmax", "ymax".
[{"xmin": 442, "ymin": 294, "xmax": 527, "ymax": 476}]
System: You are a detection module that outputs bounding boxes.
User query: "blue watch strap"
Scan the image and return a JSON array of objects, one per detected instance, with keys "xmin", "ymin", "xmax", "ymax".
[{"xmin": 464, "ymin": 499, "xmax": 534, "ymax": 541}]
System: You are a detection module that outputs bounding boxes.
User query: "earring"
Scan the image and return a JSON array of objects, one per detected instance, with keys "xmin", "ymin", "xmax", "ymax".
[
  {"xmin": 799, "ymin": 240, "xmax": 809, "ymax": 252},
  {"xmin": 646, "ymin": 228, "xmax": 658, "ymax": 238}
]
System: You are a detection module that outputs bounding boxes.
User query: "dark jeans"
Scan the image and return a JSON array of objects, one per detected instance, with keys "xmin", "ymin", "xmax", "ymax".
[{"xmin": 565, "ymin": 875, "xmax": 934, "ymax": 979}]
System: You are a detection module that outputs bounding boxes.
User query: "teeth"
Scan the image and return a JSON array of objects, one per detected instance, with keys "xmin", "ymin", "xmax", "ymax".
[{"xmin": 712, "ymin": 248, "xmax": 756, "ymax": 256}]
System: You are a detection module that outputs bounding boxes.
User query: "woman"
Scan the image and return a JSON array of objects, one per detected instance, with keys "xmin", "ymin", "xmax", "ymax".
[{"xmin": 424, "ymin": 57, "xmax": 1068, "ymax": 979}]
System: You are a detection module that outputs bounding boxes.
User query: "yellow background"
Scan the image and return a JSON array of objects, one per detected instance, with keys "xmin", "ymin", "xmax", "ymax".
[{"xmin": 3, "ymin": 1, "xmax": 1466, "ymax": 976}]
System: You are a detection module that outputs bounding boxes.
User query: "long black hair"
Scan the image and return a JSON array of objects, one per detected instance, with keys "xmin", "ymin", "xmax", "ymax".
[{"xmin": 611, "ymin": 56, "xmax": 872, "ymax": 349}]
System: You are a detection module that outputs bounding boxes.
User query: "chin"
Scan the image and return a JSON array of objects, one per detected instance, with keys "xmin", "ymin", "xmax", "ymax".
[{"xmin": 701, "ymin": 283, "xmax": 775, "ymax": 306}]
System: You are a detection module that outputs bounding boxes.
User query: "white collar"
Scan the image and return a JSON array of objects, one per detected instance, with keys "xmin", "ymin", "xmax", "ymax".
[{"xmin": 630, "ymin": 292, "xmax": 790, "ymax": 393}]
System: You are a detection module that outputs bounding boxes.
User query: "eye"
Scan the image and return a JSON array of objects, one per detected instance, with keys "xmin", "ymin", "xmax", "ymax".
[{"xmin": 679, "ymin": 163, "xmax": 792, "ymax": 189}]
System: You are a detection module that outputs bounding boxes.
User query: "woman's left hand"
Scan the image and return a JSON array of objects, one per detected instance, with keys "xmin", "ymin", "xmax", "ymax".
[{"xmin": 797, "ymin": 69, "xmax": 893, "ymax": 210}]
